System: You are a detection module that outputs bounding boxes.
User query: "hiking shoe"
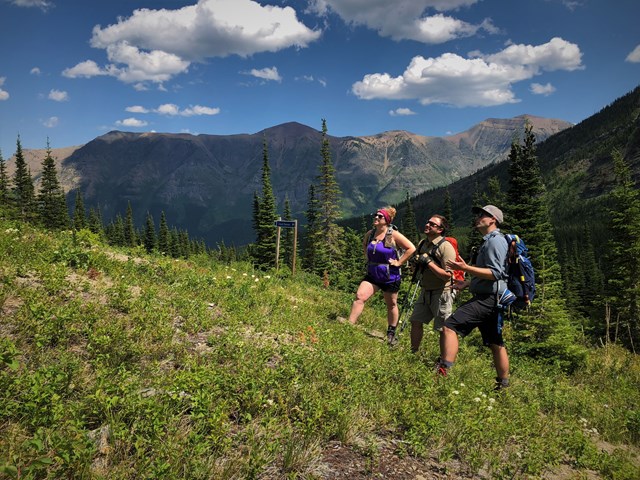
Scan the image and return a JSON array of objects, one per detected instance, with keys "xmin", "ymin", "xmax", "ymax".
[
  {"xmin": 494, "ymin": 377, "xmax": 510, "ymax": 391},
  {"xmin": 435, "ymin": 362, "xmax": 448, "ymax": 377},
  {"xmin": 387, "ymin": 332, "xmax": 398, "ymax": 347}
]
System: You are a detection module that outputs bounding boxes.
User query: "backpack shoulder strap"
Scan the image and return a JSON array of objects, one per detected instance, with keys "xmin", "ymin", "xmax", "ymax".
[{"xmin": 428, "ymin": 237, "xmax": 448, "ymax": 267}]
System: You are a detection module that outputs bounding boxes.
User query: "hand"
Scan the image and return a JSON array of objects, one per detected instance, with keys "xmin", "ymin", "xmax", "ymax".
[
  {"xmin": 452, "ymin": 279, "xmax": 469, "ymax": 291},
  {"xmin": 414, "ymin": 253, "xmax": 432, "ymax": 265},
  {"xmin": 446, "ymin": 258, "xmax": 467, "ymax": 271},
  {"xmin": 389, "ymin": 259, "xmax": 401, "ymax": 267}
]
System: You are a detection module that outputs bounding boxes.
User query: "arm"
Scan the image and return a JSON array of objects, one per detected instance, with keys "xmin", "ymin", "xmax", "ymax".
[
  {"xmin": 362, "ymin": 230, "xmax": 371, "ymax": 260},
  {"xmin": 446, "ymin": 257, "xmax": 498, "ymax": 280},
  {"xmin": 427, "ymin": 241, "xmax": 456, "ymax": 283},
  {"xmin": 388, "ymin": 231, "xmax": 416, "ymax": 267}
]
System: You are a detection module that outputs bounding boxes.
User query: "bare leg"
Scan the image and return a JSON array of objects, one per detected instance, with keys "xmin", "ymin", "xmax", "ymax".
[
  {"xmin": 383, "ymin": 291, "xmax": 399, "ymax": 327},
  {"xmin": 440, "ymin": 326, "xmax": 459, "ymax": 364},
  {"xmin": 349, "ymin": 281, "xmax": 376, "ymax": 324},
  {"xmin": 490, "ymin": 344, "xmax": 509, "ymax": 379},
  {"xmin": 411, "ymin": 321, "xmax": 424, "ymax": 352}
]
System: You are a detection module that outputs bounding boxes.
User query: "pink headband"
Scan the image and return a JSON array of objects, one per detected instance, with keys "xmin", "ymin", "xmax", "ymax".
[{"xmin": 377, "ymin": 209, "xmax": 391, "ymax": 224}]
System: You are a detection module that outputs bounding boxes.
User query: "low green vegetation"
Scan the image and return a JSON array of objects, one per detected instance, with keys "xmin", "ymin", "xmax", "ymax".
[{"xmin": 1, "ymin": 218, "xmax": 638, "ymax": 479}]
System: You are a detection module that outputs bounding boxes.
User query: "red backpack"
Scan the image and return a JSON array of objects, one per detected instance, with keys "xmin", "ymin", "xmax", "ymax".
[{"xmin": 444, "ymin": 236, "xmax": 465, "ymax": 282}]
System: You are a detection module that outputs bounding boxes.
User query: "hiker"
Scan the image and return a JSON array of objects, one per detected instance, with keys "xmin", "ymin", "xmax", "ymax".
[
  {"xmin": 348, "ymin": 206, "xmax": 416, "ymax": 345},
  {"xmin": 438, "ymin": 205, "xmax": 511, "ymax": 390},
  {"xmin": 408, "ymin": 215, "xmax": 456, "ymax": 353}
]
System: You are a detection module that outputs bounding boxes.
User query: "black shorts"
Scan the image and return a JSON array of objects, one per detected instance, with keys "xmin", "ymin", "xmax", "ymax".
[
  {"xmin": 363, "ymin": 275, "xmax": 401, "ymax": 293},
  {"xmin": 443, "ymin": 294, "xmax": 504, "ymax": 346}
]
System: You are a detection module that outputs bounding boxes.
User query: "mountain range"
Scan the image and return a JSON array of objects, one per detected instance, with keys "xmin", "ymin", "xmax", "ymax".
[{"xmin": 7, "ymin": 114, "xmax": 571, "ymax": 246}]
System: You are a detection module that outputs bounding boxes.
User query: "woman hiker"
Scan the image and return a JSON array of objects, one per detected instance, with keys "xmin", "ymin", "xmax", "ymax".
[{"xmin": 348, "ymin": 206, "xmax": 416, "ymax": 345}]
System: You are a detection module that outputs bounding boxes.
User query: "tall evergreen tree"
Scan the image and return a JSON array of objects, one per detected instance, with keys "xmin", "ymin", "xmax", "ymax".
[
  {"xmin": 309, "ymin": 119, "xmax": 344, "ymax": 279},
  {"xmin": 443, "ymin": 189, "xmax": 453, "ymax": 225},
  {"xmin": 505, "ymin": 124, "xmax": 583, "ymax": 370},
  {"xmin": 403, "ymin": 191, "xmax": 420, "ymax": 245},
  {"xmin": 604, "ymin": 149, "xmax": 640, "ymax": 349},
  {"xmin": 252, "ymin": 137, "xmax": 278, "ymax": 269},
  {"xmin": 37, "ymin": 140, "xmax": 68, "ymax": 229},
  {"xmin": 158, "ymin": 211, "xmax": 170, "ymax": 255},
  {"xmin": 303, "ymin": 183, "xmax": 319, "ymax": 271},
  {"xmin": 12, "ymin": 136, "xmax": 35, "ymax": 221},
  {"xmin": 281, "ymin": 196, "xmax": 295, "ymax": 270},
  {"xmin": 87, "ymin": 206, "xmax": 104, "ymax": 235},
  {"xmin": 143, "ymin": 212, "xmax": 156, "ymax": 253},
  {"xmin": 0, "ymin": 150, "xmax": 9, "ymax": 207},
  {"xmin": 73, "ymin": 190, "xmax": 87, "ymax": 230},
  {"xmin": 124, "ymin": 202, "xmax": 137, "ymax": 247}
]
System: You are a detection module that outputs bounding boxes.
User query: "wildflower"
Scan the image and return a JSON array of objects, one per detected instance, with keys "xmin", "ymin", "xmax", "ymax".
[
  {"xmin": 264, "ymin": 275, "xmax": 271, "ymax": 279},
  {"xmin": 473, "ymin": 397, "xmax": 481, "ymax": 402},
  {"xmin": 254, "ymin": 278, "xmax": 259, "ymax": 282},
  {"xmin": 488, "ymin": 398, "xmax": 495, "ymax": 404},
  {"xmin": 487, "ymin": 406, "xmax": 493, "ymax": 411},
  {"xmin": 452, "ymin": 390, "xmax": 460, "ymax": 395},
  {"xmin": 243, "ymin": 273, "xmax": 248, "ymax": 276},
  {"xmin": 459, "ymin": 383, "xmax": 465, "ymax": 387},
  {"xmin": 226, "ymin": 275, "xmax": 232, "ymax": 279}
]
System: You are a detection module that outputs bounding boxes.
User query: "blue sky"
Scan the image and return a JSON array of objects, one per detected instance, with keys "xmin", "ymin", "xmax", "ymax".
[{"xmin": 1, "ymin": 0, "xmax": 639, "ymax": 157}]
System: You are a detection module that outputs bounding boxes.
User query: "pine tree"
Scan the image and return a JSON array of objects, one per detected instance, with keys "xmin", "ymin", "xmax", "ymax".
[
  {"xmin": 37, "ymin": 140, "xmax": 68, "ymax": 230},
  {"xmin": 87, "ymin": 207, "xmax": 104, "ymax": 235},
  {"xmin": 109, "ymin": 214, "xmax": 125, "ymax": 246},
  {"xmin": 170, "ymin": 228, "xmax": 181, "ymax": 258},
  {"xmin": 0, "ymin": 150, "xmax": 9, "ymax": 207},
  {"xmin": 12, "ymin": 136, "xmax": 36, "ymax": 221},
  {"xmin": 143, "ymin": 212, "xmax": 156, "ymax": 253},
  {"xmin": 252, "ymin": 137, "xmax": 278, "ymax": 269},
  {"xmin": 158, "ymin": 211, "xmax": 170, "ymax": 255},
  {"xmin": 443, "ymin": 189, "xmax": 453, "ymax": 225},
  {"xmin": 310, "ymin": 119, "xmax": 344, "ymax": 279},
  {"xmin": 505, "ymin": 123, "xmax": 584, "ymax": 370},
  {"xmin": 282, "ymin": 196, "xmax": 295, "ymax": 270},
  {"xmin": 303, "ymin": 183, "xmax": 320, "ymax": 271},
  {"xmin": 124, "ymin": 202, "xmax": 136, "ymax": 248},
  {"xmin": 73, "ymin": 190, "xmax": 87, "ymax": 230},
  {"xmin": 483, "ymin": 176, "xmax": 507, "ymax": 210},
  {"xmin": 604, "ymin": 149, "xmax": 640, "ymax": 349},
  {"xmin": 403, "ymin": 191, "xmax": 420, "ymax": 245}
]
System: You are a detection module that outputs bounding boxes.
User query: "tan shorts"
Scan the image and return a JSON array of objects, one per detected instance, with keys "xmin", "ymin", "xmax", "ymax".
[{"xmin": 409, "ymin": 289, "xmax": 454, "ymax": 331}]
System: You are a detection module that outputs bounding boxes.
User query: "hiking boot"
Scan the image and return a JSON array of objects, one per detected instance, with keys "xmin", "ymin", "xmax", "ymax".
[
  {"xmin": 494, "ymin": 377, "xmax": 510, "ymax": 391},
  {"xmin": 435, "ymin": 362, "xmax": 448, "ymax": 377},
  {"xmin": 387, "ymin": 331, "xmax": 398, "ymax": 347}
]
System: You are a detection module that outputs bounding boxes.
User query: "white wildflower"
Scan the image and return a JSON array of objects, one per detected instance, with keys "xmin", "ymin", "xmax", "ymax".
[
  {"xmin": 487, "ymin": 405, "xmax": 493, "ymax": 411},
  {"xmin": 489, "ymin": 398, "xmax": 496, "ymax": 404},
  {"xmin": 452, "ymin": 390, "xmax": 460, "ymax": 395},
  {"xmin": 264, "ymin": 275, "xmax": 271, "ymax": 279},
  {"xmin": 473, "ymin": 397, "xmax": 481, "ymax": 402},
  {"xmin": 255, "ymin": 278, "xmax": 259, "ymax": 282}
]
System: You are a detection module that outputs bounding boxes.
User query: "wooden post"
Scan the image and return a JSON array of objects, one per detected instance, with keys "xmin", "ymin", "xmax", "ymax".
[
  {"xmin": 275, "ymin": 216, "xmax": 281, "ymax": 270},
  {"xmin": 292, "ymin": 220, "xmax": 298, "ymax": 275}
]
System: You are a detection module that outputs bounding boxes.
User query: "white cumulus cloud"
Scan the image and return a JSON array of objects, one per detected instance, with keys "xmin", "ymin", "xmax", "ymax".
[
  {"xmin": 10, "ymin": 0, "xmax": 53, "ymax": 12},
  {"xmin": 48, "ymin": 89, "xmax": 68, "ymax": 101},
  {"xmin": 244, "ymin": 67, "xmax": 282, "ymax": 82},
  {"xmin": 30, "ymin": 67, "xmax": 41, "ymax": 75},
  {"xmin": 0, "ymin": 77, "xmax": 8, "ymax": 101},
  {"xmin": 125, "ymin": 105, "xmax": 149, "ymax": 113},
  {"xmin": 530, "ymin": 82, "xmax": 556, "ymax": 96},
  {"xmin": 626, "ymin": 44, "xmax": 640, "ymax": 63},
  {"xmin": 308, "ymin": 0, "xmax": 494, "ymax": 43},
  {"xmin": 62, "ymin": 60, "xmax": 108, "ymax": 78},
  {"xmin": 154, "ymin": 103, "xmax": 219, "ymax": 116},
  {"xmin": 116, "ymin": 117, "xmax": 148, "ymax": 127},
  {"xmin": 389, "ymin": 107, "xmax": 417, "ymax": 116},
  {"xmin": 66, "ymin": 0, "xmax": 320, "ymax": 84},
  {"xmin": 43, "ymin": 116, "xmax": 59, "ymax": 128},
  {"xmin": 352, "ymin": 37, "xmax": 583, "ymax": 107}
]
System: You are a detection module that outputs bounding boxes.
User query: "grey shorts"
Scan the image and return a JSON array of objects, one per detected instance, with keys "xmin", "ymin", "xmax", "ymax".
[{"xmin": 409, "ymin": 289, "xmax": 454, "ymax": 331}]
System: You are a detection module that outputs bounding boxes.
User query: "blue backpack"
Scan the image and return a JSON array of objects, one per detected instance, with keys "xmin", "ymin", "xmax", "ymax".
[{"xmin": 498, "ymin": 234, "xmax": 536, "ymax": 311}]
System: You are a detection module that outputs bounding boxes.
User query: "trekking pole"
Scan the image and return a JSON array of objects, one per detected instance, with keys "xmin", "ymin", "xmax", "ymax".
[{"xmin": 393, "ymin": 267, "xmax": 423, "ymax": 342}]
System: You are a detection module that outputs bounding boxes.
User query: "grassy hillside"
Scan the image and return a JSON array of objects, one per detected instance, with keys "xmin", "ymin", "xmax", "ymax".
[{"xmin": 1, "ymin": 218, "xmax": 639, "ymax": 479}]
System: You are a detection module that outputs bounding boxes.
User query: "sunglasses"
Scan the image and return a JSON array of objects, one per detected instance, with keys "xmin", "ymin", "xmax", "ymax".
[
  {"xmin": 373, "ymin": 213, "xmax": 385, "ymax": 219},
  {"xmin": 426, "ymin": 221, "xmax": 442, "ymax": 228}
]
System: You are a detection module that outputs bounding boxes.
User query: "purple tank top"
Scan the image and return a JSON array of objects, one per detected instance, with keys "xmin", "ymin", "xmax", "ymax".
[{"xmin": 367, "ymin": 236, "xmax": 401, "ymax": 284}]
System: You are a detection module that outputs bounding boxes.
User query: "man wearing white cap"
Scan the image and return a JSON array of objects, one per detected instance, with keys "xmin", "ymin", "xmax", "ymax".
[{"xmin": 438, "ymin": 205, "xmax": 511, "ymax": 391}]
